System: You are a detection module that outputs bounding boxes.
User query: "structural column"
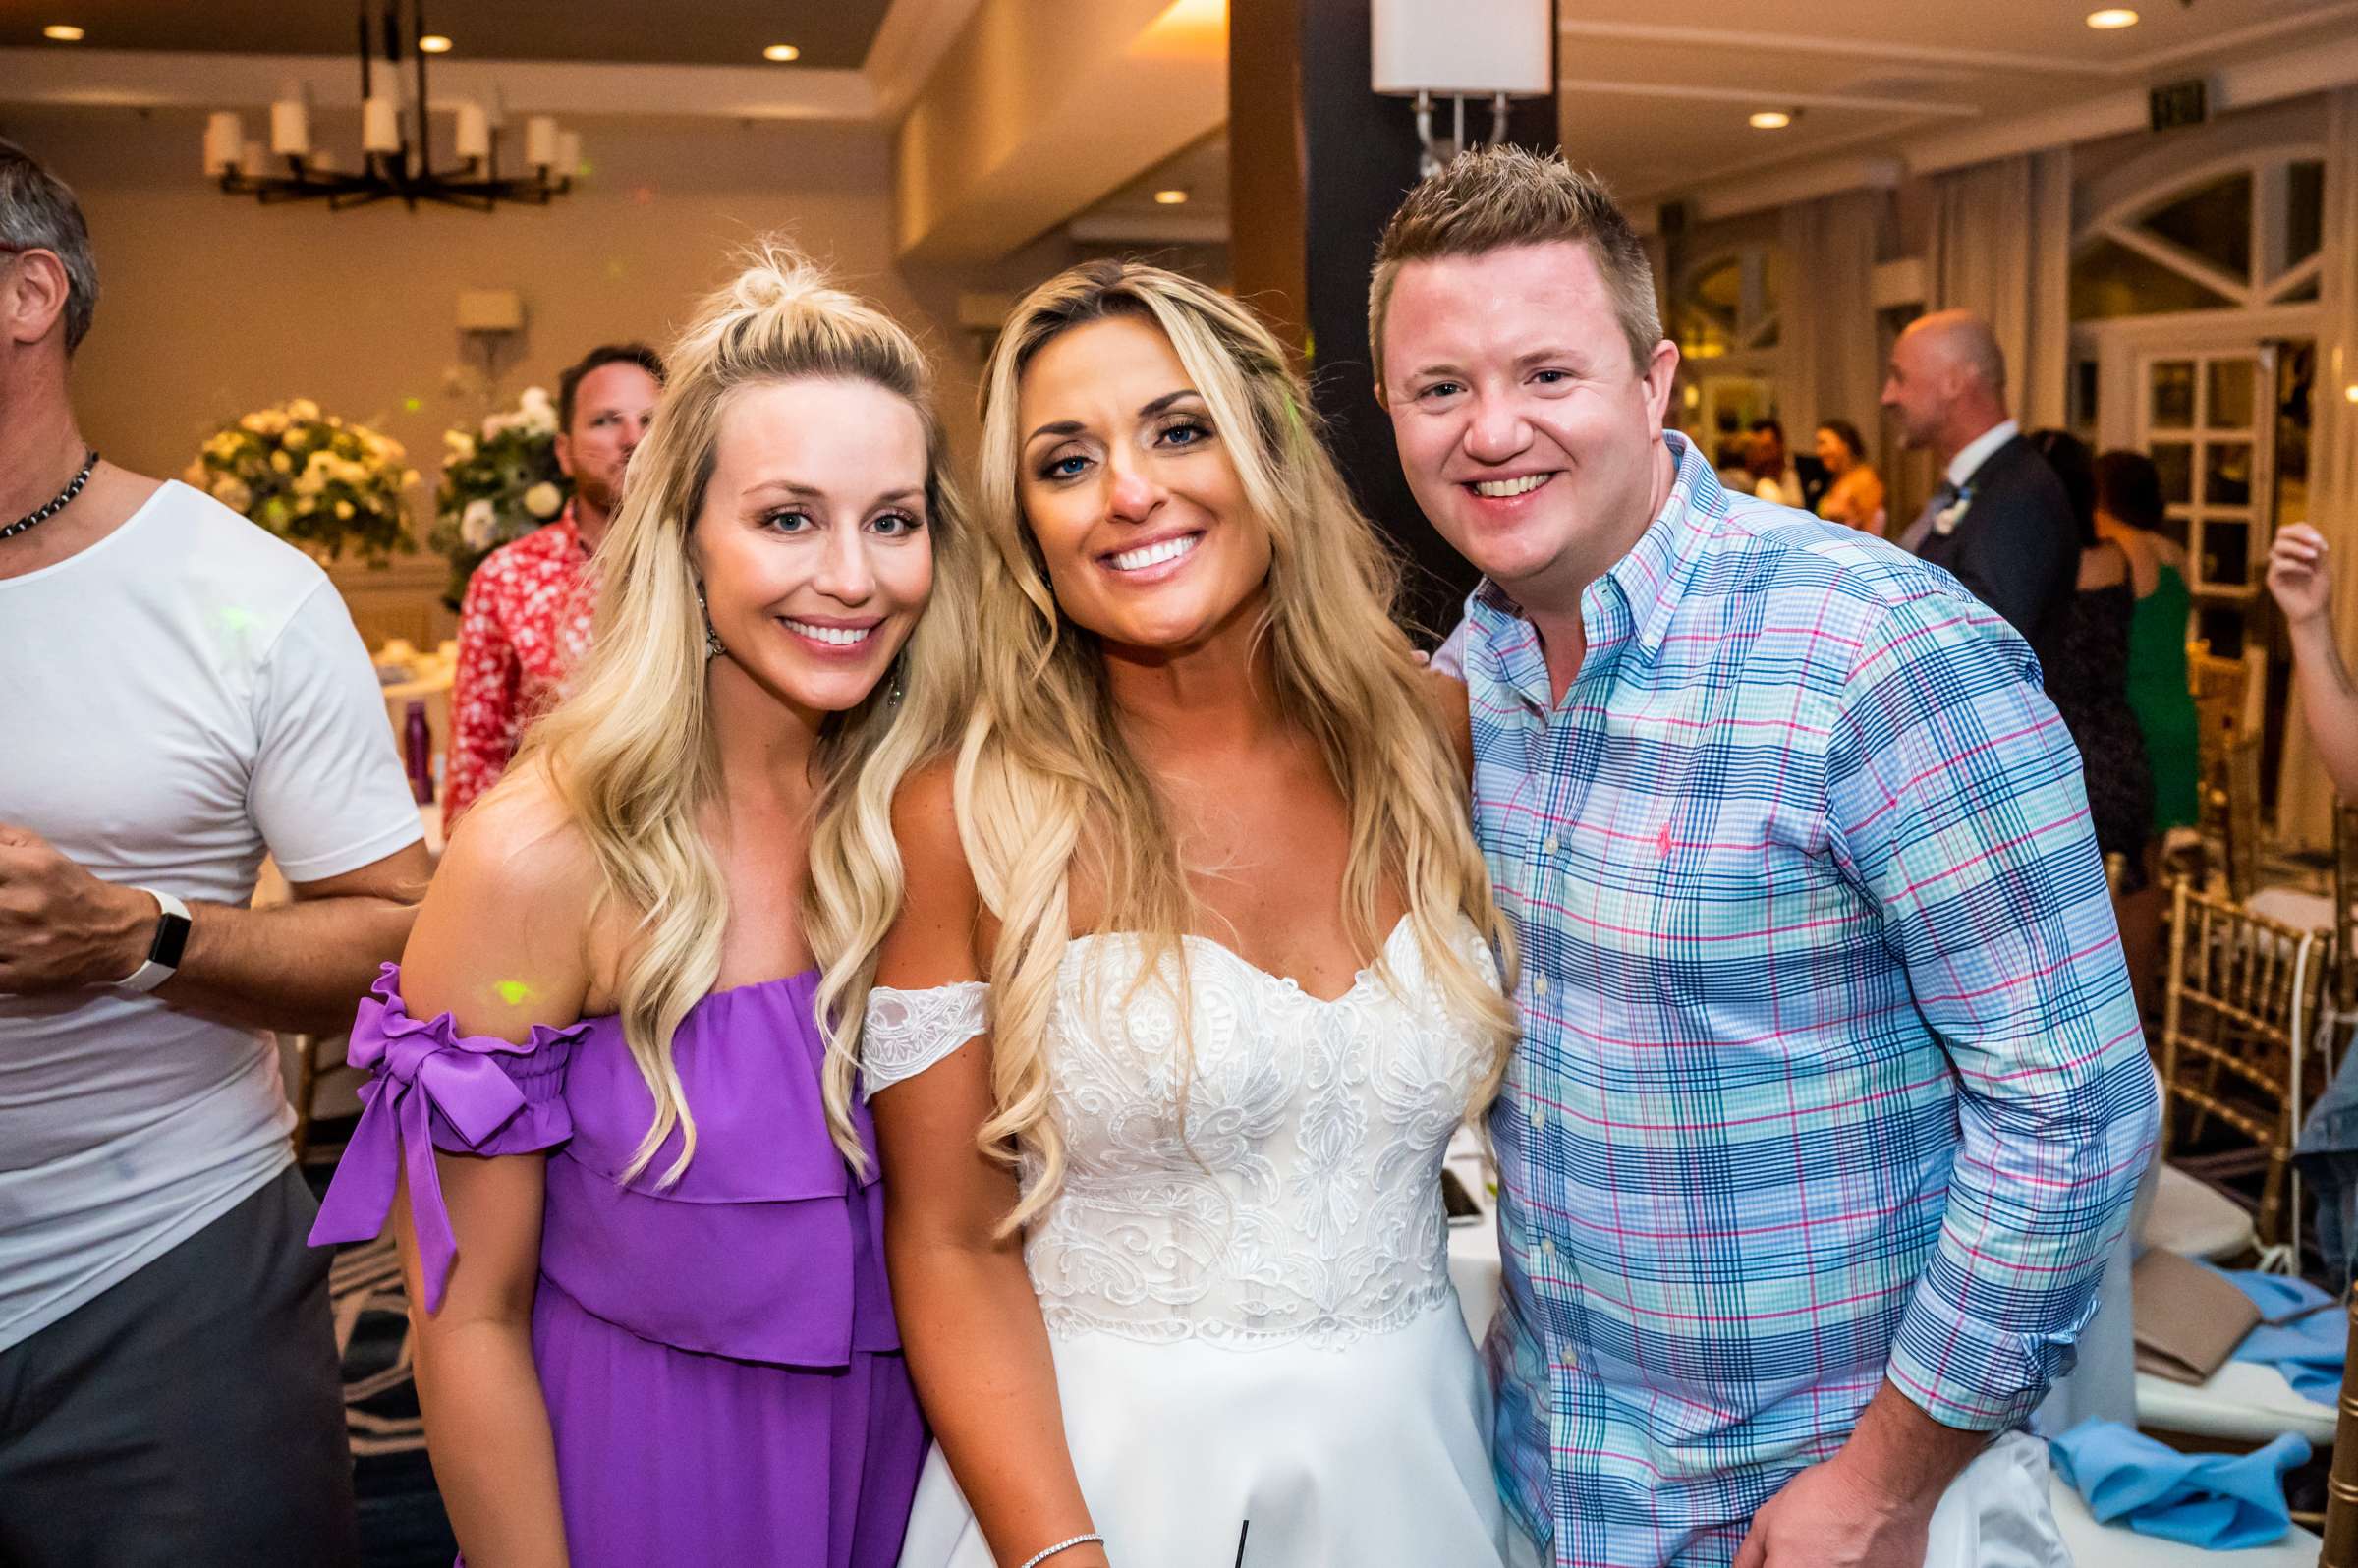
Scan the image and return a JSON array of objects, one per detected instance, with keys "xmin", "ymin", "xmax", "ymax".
[{"xmin": 1229, "ymin": 0, "xmax": 1555, "ymax": 639}]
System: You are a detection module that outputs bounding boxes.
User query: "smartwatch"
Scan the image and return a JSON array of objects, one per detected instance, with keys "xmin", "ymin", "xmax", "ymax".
[{"xmin": 115, "ymin": 888, "xmax": 193, "ymax": 994}]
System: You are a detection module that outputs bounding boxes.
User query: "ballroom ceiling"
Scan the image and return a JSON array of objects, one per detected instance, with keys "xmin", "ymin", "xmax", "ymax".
[{"xmin": 0, "ymin": 1, "xmax": 895, "ymax": 70}]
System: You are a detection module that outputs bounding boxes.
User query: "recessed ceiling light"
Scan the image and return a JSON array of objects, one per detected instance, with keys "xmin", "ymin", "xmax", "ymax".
[
  {"xmin": 2345, "ymin": 383, "xmax": 2358, "ymax": 404},
  {"xmin": 1749, "ymin": 110, "xmax": 1793, "ymax": 130},
  {"xmin": 762, "ymin": 43, "xmax": 801, "ymax": 62},
  {"xmin": 419, "ymin": 33, "xmax": 452, "ymax": 53},
  {"xmin": 1153, "ymin": 188, "xmax": 1190, "ymax": 205},
  {"xmin": 2086, "ymin": 8, "xmax": 2140, "ymax": 28},
  {"xmin": 42, "ymin": 24, "xmax": 84, "ymax": 40}
]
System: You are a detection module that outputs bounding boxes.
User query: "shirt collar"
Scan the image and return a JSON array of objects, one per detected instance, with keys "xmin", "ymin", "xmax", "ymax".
[
  {"xmin": 1468, "ymin": 430, "xmax": 1724, "ymax": 668},
  {"xmin": 1609, "ymin": 431, "xmax": 1723, "ymax": 658},
  {"xmin": 552, "ymin": 501, "xmax": 588, "ymax": 558},
  {"xmin": 1945, "ymin": 419, "xmax": 2019, "ymax": 489}
]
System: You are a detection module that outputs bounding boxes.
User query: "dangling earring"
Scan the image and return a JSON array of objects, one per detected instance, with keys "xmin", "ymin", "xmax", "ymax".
[
  {"xmin": 695, "ymin": 584, "xmax": 723, "ymax": 659},
  {"xmin": 888, "ymin": 658, "xmax": 907, "ymax": 708}
]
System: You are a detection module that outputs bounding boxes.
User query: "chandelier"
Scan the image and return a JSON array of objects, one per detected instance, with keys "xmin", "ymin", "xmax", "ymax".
[{"xmin": 200, "ymin": 1, "xmax": 581, "ymax": 212}]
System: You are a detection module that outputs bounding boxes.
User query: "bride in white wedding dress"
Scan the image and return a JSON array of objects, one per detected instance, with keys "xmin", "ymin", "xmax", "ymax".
[{"xmin": 849, "ymin": 261, "xmax": 1537, "ymax": 1568}]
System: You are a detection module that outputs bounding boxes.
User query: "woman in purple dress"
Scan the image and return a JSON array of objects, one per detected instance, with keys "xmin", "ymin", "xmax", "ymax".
[{"xmin": 309, "ymin": 246, "xmax": 979, "ymax": 1567}]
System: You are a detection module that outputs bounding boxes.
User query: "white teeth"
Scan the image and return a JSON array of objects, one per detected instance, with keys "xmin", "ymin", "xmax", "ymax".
[
  {"xmin": 1473, "ymin": 474, "xmax": 1550, "ymax": 498},
  {"xmin": 1107, "ymin": 533, "xmax": 1201, "ymax": 572},
  {"xmin": 783, "ymin": 619, "xmax": 872, "ymax": 646}
]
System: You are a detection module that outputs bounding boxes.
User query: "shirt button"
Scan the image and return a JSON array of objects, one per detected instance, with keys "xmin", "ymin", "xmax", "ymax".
[
  {"xmin": 1542, "ymin": 835, "xmax": 1559, "ymax": 856},
  {"xmin": 1532, "ymin": 974, "xmax": 1548, "ymax": 998},
  {"xmin": 1540, "ymin": 1238, "xmax": 1556, "ymax": 1260},
  {"xmin": 1529, "ymin": 1103, "xmax": 1546, "ymax": 1133}
]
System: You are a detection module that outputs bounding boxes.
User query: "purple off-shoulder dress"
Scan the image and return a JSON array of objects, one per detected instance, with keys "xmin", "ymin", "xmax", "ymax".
[{"xmin": 309, "ymin": 964, "xmax": 924, "ymax": 1568}]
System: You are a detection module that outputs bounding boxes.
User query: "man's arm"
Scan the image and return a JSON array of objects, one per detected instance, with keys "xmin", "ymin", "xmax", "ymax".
[
  {"xmin": 0, "ymin": 829, "xmax": 427, "ymax": 1036},
  {"xmin": 2270, "ymin": 523, "xmax": 2358, "ymax": 799},
  {"xmin": 1740, "ymin": 588, "xmax": 2160, "ymax": 1565}
]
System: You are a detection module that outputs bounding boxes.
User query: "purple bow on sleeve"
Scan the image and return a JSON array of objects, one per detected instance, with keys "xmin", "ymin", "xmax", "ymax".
[{"xmin": 307, "ymin": 979, "xmax": 539, "ymax": 1313}]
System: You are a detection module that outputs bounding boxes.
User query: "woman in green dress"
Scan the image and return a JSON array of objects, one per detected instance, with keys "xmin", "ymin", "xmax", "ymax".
[
  {"xmin": 2096, "ymin": 448, "xmax": 2198, "ymax": 1020},
  {"xmin": 2097, "ymin": 450, "xmax": 2200, "ymax": 835}
]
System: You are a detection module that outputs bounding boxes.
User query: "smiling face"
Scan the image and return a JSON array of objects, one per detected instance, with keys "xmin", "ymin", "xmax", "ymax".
[
  {"xmin": 1379, "ymin": 241, "xmax": 1678, "ymax": 620},
  {"xmin": 689, "ymin": 376, "xmax": 934, "ymax": 721},
  {"xmin": 1014, "ymin": 311, "xmax": 1269, "ymax": 655},
  {"xmin": 1814, "ymin": 425, "xmax": 1852, "ymax": 476}
]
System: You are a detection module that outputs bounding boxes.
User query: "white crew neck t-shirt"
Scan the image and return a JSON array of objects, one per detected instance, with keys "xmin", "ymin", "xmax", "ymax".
[{"xmin": 0, "ymin": 480, "xmax": 424, "ymax": 1352}]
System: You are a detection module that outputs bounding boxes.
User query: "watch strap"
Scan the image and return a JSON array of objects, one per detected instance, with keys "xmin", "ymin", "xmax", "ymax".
[{"xmin": 116, "ymin": 888, "xmax": 192, "ymax": 994}]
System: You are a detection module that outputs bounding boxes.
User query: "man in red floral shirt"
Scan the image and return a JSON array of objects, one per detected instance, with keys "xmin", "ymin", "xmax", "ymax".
[{"xmin": 443, "ymin": 343, "xmax": 663, "ymax": 828}]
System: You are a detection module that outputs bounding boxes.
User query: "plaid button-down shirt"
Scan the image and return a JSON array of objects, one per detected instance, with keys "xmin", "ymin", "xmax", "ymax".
[{"xmin": 1471, "ymin": 435, "xmax": 2158, "ymax": 1567}]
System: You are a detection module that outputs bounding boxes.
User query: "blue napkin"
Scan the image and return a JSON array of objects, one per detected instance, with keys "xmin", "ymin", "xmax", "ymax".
[
  {"xmin": 2215, "ymin": 1267, "xmax": 2345, "ymax": 1404},
  {"xmin": 2050, "ymin": 1420, "xmax": 2308, "ymax": 1549}
]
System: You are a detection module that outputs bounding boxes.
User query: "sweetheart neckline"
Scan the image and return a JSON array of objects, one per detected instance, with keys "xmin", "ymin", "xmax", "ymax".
[{"xmin": 1060, "ymin": 913, "xmax": 1419, "ymax": 1008}]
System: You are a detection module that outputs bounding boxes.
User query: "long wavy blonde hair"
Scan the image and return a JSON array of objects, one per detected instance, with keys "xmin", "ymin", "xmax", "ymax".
[
  {"xmin": 960, "ymin": 260, "xmax": 1516, "ymax": 1232},
  {"xmin": 508, "ymin": 242, "xmax": 977, "ymax": 1186}
]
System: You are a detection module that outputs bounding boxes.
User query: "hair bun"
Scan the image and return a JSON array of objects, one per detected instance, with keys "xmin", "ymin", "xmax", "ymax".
[{"xmin": 730, "ymin": 240, "xmax": 837, "ymax": 316}]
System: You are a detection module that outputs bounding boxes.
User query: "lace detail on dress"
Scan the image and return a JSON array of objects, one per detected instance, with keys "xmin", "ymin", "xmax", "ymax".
[
  {"xmin": 1023, "ymin": 918, "xmax": 1499, "ymax": 1350},
  {"xmin": 862, "ymin": 981, "xmax": 990, "ymax": 1099}
]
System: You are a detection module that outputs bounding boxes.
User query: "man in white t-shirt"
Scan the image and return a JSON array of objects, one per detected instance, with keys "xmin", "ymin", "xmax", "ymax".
[{"xmin": 0, "ymin": 140, "xmax": 427, "ymax": 1566}]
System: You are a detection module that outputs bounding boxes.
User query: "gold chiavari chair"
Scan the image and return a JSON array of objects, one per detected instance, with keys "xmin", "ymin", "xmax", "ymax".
[
  {"xmin": 2328, "ymin": 1289, "xmax": 2358, "ymax": 1564},
  {"xmin": 2159, "ymin": 881, "xmax": 2332, "ymax": 1258},
  {"xmin": 2187, "ymin": 646, "xmax": 2260, "ymax": 896}
]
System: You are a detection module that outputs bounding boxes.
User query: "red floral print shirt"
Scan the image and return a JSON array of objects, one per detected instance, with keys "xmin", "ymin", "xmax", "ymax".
[{"xmin": 442, "ymin": 506, "xmax": 596, "ymax": 830}]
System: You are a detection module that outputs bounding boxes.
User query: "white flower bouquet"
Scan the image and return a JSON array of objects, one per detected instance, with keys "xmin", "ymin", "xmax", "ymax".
[
  {"xmin": 184, "ymin": 398, "xmax": 417, "ymax": 564},
  {"xmin": 428, "ymin": 385, "xmax": 571, "ymax": 607}
]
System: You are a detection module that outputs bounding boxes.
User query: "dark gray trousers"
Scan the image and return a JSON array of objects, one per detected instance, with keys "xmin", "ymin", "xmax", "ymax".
[{"xmin": 0, "ymin": 1167, "xmax": 361, "ymax": 1567}]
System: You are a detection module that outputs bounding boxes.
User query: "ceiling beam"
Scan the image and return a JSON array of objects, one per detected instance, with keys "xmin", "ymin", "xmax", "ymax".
[
  {"xmin": 867, "ymin": 0, "xmax": 990, "ymax": 121},
  {"xmin": 893, "ymin": 0, "xmax": 1226, "ymax": 263},
  {"xmin": 1558, "ymin": 78, "xmax": 1981, "ymax": 119},
  {"xmin": 1554, "ymin": 18, "xmax": 2091, "ymax": 77}
]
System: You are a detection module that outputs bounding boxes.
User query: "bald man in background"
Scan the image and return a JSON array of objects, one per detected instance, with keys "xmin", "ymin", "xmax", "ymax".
[{"xmin": 1883, "ymin": 309, "xmax": 2078, "ymax": 670}]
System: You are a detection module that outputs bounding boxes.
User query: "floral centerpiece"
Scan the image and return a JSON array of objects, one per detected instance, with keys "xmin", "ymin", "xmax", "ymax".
[
  {"xmin": 185, "ymin": 399, "xmax": 416, "ymax": 565},
  {"xmin": 427, "ymin": 385, "xmax": 571, "ymax": 608}
]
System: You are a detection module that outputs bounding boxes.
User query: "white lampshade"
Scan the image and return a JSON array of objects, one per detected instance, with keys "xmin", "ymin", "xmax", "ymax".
[
  {"xmin": 269, "ymin": 96, "xmax": 310, "ymax": 158},
  {"xmin": 454, "ymin": 101, "xmax": 490, "ymax": 160},
  {"xmin": 363, "ymin": 94, "xmax": 402, "ymax": 154},
  {"xmin": 523, "ymin": 115, "xmax": 558, "ymax": 169},
  {"xmin": 203, "ymin": 112, "xmax": 244, "ymax": 176},
  {"xmin": 554, "ymin": 131, "xmax": 581, "ymax": 175},
  {"xmin": 1371, "ymin": 0, "xmax": 1552, "ymax": 97}
]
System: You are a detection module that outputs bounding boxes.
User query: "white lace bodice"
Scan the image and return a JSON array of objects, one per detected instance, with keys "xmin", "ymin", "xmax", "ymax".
[{"xmin": 864, "ymin": 918, "xmax": 1499, "ymax": 1349}]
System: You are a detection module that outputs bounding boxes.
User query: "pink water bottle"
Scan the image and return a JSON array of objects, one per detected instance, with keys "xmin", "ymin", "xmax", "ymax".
[{"xmin": 404, "ymin": 700, "xmax": 434, "ymax": 805}]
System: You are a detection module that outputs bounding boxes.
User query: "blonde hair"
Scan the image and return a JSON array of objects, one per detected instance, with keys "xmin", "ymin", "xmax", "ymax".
[
  {"xmin": 508, "ymin": 241, "xmax": 977, "ymax": 1186},
  {"xmin": 1370, "ymin": 144, "xmax": 1662, "ymax": 382},
  {"xmin": 961, "ymin": 259, "xmax": 1516, "ymax": 1233}
]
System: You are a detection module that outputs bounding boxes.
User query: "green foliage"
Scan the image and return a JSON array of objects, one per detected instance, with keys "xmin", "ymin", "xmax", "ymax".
[
  {"xmin": 427, "ymin": 386, "xmax": 572, "ymax": 609},
  {"xmin": 185, "ymin": 398, "xmax": 417, "ymax": 565}
]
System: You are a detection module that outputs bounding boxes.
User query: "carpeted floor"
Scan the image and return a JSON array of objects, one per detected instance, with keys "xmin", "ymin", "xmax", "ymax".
[{"xmin": 305, "ymin": 1150, "xmax": 458, "ymax": 1568}]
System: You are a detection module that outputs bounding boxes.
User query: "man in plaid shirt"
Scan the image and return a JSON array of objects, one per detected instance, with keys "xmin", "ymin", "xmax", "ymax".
[{"xmin": 1376, "ymin": 148, "xmax": 2158, "ymax": 1566}]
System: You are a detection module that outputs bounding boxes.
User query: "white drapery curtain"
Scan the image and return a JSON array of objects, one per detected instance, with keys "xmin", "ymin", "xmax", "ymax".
[
  {"xmin": 1929, "ymin": 149, "xmax": 2073, "ymax": 432},
  {"xmin": 2274, "ymin": 86, "xmax": 2358, "ymax": 849},
  {"xmin": 1777, "ymin": 188, "xmax": 1886, "ymax": 446}
]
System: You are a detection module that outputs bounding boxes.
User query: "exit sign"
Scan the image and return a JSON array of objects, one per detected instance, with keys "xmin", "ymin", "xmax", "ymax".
[{"xmin": 2151, "ymin": 78, "xmax": 2210, "ymax": 132}]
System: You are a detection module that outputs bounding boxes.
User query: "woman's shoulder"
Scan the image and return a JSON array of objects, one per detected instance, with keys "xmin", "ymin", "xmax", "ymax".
[
  {"xmin": 410, "ymin": 758, "xmax": 611, "ymax": 1025},
  {"xmin": 441, "ymin": 761, "xmax": 601, "ymax": 908},
  {"xmin": 2078, "ymin": 539, "xmax": 2131, "ymax": 591}
]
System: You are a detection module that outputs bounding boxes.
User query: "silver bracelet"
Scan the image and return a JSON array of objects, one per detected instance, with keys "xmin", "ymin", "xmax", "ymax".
[{"xmin": 1017, "ymin": 1532, "xmax": 1104, "ymax": 1568}]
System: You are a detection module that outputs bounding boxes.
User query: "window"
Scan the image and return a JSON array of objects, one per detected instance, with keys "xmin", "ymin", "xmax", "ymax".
[
  {"xmin": 1673, "ymin": 247, "xmax": 1781, "ymax": 361},
  {"xmin": 2069, "ymin": 150, "xmax": 2327, "ymax": 321}
]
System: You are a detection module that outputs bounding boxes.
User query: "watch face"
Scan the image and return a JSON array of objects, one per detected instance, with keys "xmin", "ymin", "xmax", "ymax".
[{"xmin": 150, "ymin": 911, "xmax": 192, "ymax": 971}]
